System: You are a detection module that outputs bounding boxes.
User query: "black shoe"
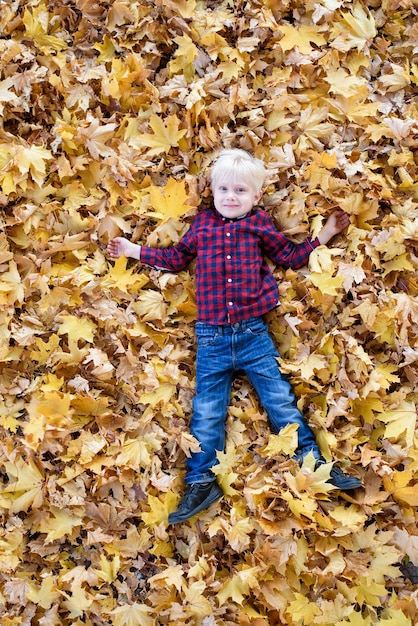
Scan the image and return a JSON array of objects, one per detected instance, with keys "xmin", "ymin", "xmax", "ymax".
[
  {"xmin": 316, "ymin": 460, "xmax": 362, "ymax": 491},
  {"xmin": 168, "ymin": 481, "xmax": 223, "ymax": 524}
]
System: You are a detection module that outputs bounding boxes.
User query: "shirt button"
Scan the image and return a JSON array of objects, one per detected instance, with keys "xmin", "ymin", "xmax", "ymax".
[
  {"xmin": 227, "ymin": 278, "xmax": 232, "ymax": 283},
  {"xmin": 226, "ymin": 232, "xmax": 231, "ymax": 237},
  {"xmin": 228, "ymin": 301, "xmax": 233, "ymax": 306},
  {"xmin": 226, "ymin": 255, "xmax": 231, "ymax": 260}
]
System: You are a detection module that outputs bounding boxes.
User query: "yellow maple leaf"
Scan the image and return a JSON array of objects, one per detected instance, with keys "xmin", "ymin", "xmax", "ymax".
[
  {"xmin": 24, "ymin": 390, "xmax": 72, "ymax": 450},
  {"xmin": 108, "ymin": 602, "xmax": 155, "ymax": 626},
  {"xmin": 183, "ymin": 580, "xmax": 213, "ymax": 618},
  {"xmin": 329, "ymin": 94, "xmax": 381, "ymax": 124},
  {"xmin": 225, "ymin": 516, "xmax": 255, "ymax": 552},
  {"xmin": 61, "ymin": 583, "xmax": 93, "ymax": 618},
  {"xmin": 309, "ymin": 271, "xmax": 345, "ymax": 296},
  {"xmin": 26, "ymin": 576, "xmax": 60, "ymax": 610},
  {"xmin": 15, "ymin": 144, "xmax": 54, "ymax": 187},
  {"xmin": 50, "ymin": 338, "xmax": 89, "ymax": 368},
  {"xmin": 148, "ymin": 564, "xmax": 185, "ymax": 592},
  {"xmin": 102, "ymin": 255, "xmax": 149, "ymax": 293},
  {"xmin": 22, "ymin": 4, "xmax": 68, "ymax": 51},
  {"xmin": 116, "ymin": 434, "xmax": 162, "ymax": 468},
  {"xmin": 161, "ymin": 0, "xmax": 197, "ymax": 18},
  {"xmin": 378, "ymin": 400, "xmax": 416, "ymax": 446},
  {"xmin": 308, "ymin": 246, "xmax": 344, "ymax": 273},
  {"xmin": 328, "ymin": 505, "xmax": 368, "ymax": 531},
  {"xmin": 278, "ymin": 24, "xmax": 326, "ymax": 54},
  {"xmin": 57, "ymin": 314, "xmax": 97, "ymax": 344},
  {"xmin": 398, "ymin": 167, "xmax": 418, "ymax": 198},
  {"xmin": 217, "ymin": 567, "xmax": 259, "ymax": 606},
  {"xmin": 287, "ymin": 458, "xmax": 336, "ymax": 497},
  {"xmin": 147, "ymin": 178, "xmax": 192, "ymax": 221},
  {"xmin": 43, "ymin": 506, "xmax": 83, "ymax": 543},
  {"xmin": 137, "ymin": 114, "xmax": 187, "ymax": 155},
  {"xmin": 281, "ymin": 490, "xmax": 319, "ymax": 520},
  {"xmin": 293, "ymin": 352, "xmax": 330, "ymax": 380},
  {"xmin": 139, "ymin": 384, "xmax": 176, "ymax": 407},
  {"xmin": 170, "ymin": 34, "xmax": 199, "ymax": 80},
  {"xmin": 0, "ymin": 456, "xmax": 44, "ymax": 513},
  {"xmin": 211, "ymin": 446, "xmax": 239, "ymax": 495},
  {"xmin": 93, "ymin": 554, "xmax": 121, "ymax": 583},
  {"xmin": 261, "ymin": 424, "xmax": 299, "ymax": 458},
  {"xmin": 107, "ymin": 2, "xmax": 136, "ymax": 29},
  {"xmin": 78, "ymin": 119, "xmax": 118, "ymax": 159},
  {"xmin": 336, "ymin": 611, "xmax": 373, "ymax": 626},
  {"xmin": 40, "ymin": 373, "xmax": 64, "ymax": 392},
  {"xmin": 133, "ymin": 289, "xmax": 168, "ymax": 322},
  {"xmin": 0, "ymin": 260, "xmax": 24, "ymax": 305},
  {"xmin": 286, "ymin": 593, "xmax": 322, "ymax": 625},
  {"xmin": 324, "ymin": 67, "xmax": 367, "ymax": 96},
  {"xmin": 219, "ymin": 52, "xmax": 246, "ymax": 80},
  {"xmin": 378, "ymin": 609, "xmax": 414, "ymax": 626},
  {"xmin": 355, "ymin": 577, "xmax": 388, "ymax": 606},
  {"xmin": 141, "ymin": 491, "xmax": 178, "ymax": 527},
  {"xmin": 331, "ymin": 5, "xmax": 376, "ymax": 51},
  {"xmin": 74, "ymin": 432, "xmax": 107, "ymax": 464},
  {"xmin": 377, "ymin": 63, "xmax": 411, "ymax": 93},
  {"xmin": 382, "ymin": 253, "xmax": 414, "ymax": 277},
  {"xmin": 296, "ymin": 106, "xmax": 335, "ymax": 150},
  {"xmin": 93, "ymin": 35, "xmax": 117, "ymax": 62}
]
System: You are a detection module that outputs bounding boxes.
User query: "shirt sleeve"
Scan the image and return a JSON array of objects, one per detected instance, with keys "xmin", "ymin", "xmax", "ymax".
[
  {"xmin": 139, "ymin": 222, "xmax": 197, "ymax": 272},
  {"xmin": 260, "ymin": 212, "xmax": 321, "ymax": 269}
]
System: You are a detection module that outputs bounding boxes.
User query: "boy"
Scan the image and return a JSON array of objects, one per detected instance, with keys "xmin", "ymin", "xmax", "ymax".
[{"xmin": 107, "ymin": 149, "xmax": 362, "ymax": 524}]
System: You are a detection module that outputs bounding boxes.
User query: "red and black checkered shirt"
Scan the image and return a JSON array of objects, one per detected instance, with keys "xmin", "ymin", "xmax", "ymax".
[{"xmin": 139, "ymin": 207, "xmax": 320, "ymax": 324}]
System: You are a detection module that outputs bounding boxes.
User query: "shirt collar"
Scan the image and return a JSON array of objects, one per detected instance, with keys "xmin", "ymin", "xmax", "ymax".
[{"xmin": 214, "ymin": 207, "xmax": 257, "ymax": 223}]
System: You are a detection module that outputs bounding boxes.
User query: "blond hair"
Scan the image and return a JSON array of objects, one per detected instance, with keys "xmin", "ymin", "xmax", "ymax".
[{"xmin": 210, "ymin": 149, "xmax": 266, "ymax": 193}]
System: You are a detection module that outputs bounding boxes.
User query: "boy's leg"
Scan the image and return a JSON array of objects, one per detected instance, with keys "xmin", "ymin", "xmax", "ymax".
[
  {"xmin": 236, "ymin": 320, "xmax": 320, "ymax": 456},
  {"xmin": 237, "ymin": 319, "xmax": 361, "ymax": 490},
  {"xmin": 186, "ymin": 358, "xmax": 234, "ymax": 484},
  {"xmin": 169, "ymin": 325, "xmax": 234, "ymax": 523}
]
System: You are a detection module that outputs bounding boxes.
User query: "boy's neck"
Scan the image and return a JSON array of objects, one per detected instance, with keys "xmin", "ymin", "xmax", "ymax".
[{"xmin": 215, "ymin": 207, "xmax": 256, "ymax": 222}]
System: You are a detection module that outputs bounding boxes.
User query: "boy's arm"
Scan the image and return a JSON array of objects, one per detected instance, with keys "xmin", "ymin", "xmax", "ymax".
[
  {"xmin": 106, "ymin": 230, "xmax": 197, "ymax": 272},
  {"xmin": 107, "ymin": 237, "xmax": 141, "ymax": 260},
  {"xmin": 262, "ymin": 209, "xmax": 351, "ymax": 269},
  {"xmin": 316, "ymin": 211, "xmax": 350, "ymax": 245}
]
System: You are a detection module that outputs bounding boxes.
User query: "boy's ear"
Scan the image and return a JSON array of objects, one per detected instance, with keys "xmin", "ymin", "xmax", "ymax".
[{"xmin": 255, "ymin": 190, "xmax": 263, "ymax": 203}]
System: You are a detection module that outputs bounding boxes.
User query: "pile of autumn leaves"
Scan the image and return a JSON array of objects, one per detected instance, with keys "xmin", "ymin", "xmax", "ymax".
[{"xmin": 0, "ymin": 0, "xmax": 417, "ymax": 624}]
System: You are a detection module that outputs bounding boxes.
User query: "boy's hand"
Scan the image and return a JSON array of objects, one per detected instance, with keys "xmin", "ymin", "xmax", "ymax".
[
  {"xmin": 317, "ymin": 211, "xmax": 350, "ymax": 245},
  {"xmin": 326, "ymin": 210, "xmax": 350, "ymax": 234},
  {"xmin": 107, "ymin": 237, "xmax": 141, "ymax": 260}
]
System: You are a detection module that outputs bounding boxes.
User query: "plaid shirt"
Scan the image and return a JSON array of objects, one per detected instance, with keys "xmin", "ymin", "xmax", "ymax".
[{"xmin": 139, "ymin": 207, "xmax": 320, "ymax": 324}]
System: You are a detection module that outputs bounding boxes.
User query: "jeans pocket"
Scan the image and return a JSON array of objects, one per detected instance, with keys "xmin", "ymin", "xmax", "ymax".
[
  {"xmin": 196, "ymin": 329, "xmax": 220, "ymax": 348},
  {"xmin": 245, "ymin": 319, "xmax": 268, "ymax": 337}
]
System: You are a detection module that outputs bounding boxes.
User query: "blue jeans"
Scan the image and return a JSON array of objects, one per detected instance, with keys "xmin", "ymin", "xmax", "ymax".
[{"xmin": 186, "ymin": 317, "xmax": 321, "ymax": 484}]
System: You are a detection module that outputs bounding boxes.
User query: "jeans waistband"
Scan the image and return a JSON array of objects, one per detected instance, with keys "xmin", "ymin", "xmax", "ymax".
[{"xmin": 196, "ymin": 317, "xmax": 265, "ymax": 334}]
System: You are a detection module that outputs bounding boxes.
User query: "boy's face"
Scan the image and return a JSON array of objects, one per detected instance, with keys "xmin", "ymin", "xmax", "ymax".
[{"xmin": 212, "ymin": 174, "xmax": 262, "ymax": 220}]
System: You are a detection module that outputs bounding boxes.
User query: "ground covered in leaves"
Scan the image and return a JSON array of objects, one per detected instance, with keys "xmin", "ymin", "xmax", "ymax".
[{"xmin": 0, "ymin": 0, "xmax": 417, "ymax": 624}]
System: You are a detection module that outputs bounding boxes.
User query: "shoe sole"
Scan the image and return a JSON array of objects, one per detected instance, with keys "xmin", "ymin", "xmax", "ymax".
[
  {"xmin": 331, "ymin": 483, "xmax": 362, "ymax": 491},
  {"xmin": 328, "ymin": 479, "xmax": 362, "ymax": 491},
  {"xmin": 168, "ymin": 487, "xmax": 223, "ymax": 524}
]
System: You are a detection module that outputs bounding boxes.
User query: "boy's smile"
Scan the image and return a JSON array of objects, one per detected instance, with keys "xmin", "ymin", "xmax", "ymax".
[{"xmin": 213, "ymin": 176, "xmax": 262, "ymax": 220}]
